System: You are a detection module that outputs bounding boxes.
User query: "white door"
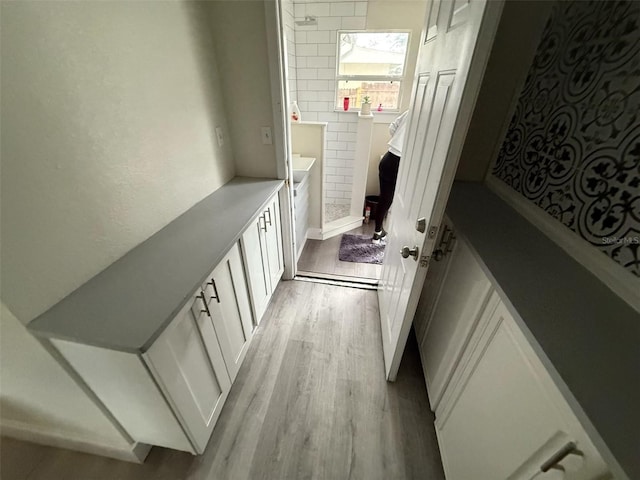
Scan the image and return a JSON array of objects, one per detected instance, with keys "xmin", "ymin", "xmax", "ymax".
[{"xmin": 378, "ymin": 0, "xmax": 504, "ymax": 380}]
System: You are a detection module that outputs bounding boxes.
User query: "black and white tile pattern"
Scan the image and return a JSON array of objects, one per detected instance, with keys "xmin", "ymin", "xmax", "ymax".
[{"xmin": 492, "ymin": 1, "xmax": 640, "ymax": 276}]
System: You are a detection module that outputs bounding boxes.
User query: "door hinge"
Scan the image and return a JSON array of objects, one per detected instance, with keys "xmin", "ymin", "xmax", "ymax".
[
  {"xmin": 285, "ymin": 178, "xmax": 290, "ymax": 187},
  {"xmin": 420, "ymin": 255, "xmax": 430, "ymax": 267}
]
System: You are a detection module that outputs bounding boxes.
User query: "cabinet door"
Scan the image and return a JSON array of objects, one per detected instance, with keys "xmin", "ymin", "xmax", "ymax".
[
  {"xmin": 435, "ymin": 302, "xmax": 610, "ymax": 480},
  {"xmin": 144, "ymin": 298, "xmax": 231, "ymax": 454},
  {"xmin": 241, "ymin": 215, "xmax": 271, "ymax": 323},
  {"xmin": 265, "ymin": 194, "xmax": 284, "ymax": 289},
  {"xmin": 420, "ymin": 234, "xmax": 493, "ymax": 411},
  {"xmin": 414, "ymin": 217, "xmax": 456, "ymax": 391},
  {"xmin": 208, "ymin": 243, "xmax": 254, "ymax": 381}
]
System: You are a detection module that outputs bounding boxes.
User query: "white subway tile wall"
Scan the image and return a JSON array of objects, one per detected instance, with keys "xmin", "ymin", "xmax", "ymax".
[
  {"xmin": 282, "ymin": 0, "xmax": 297, "ymax": 103},
  {"xmin": 291, "ymin": 0, "xmax": 369, "ymax": 205}
]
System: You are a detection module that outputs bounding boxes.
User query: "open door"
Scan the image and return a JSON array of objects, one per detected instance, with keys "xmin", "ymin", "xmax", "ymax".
[{"xmin": 378, "ymin": 0, "xmax": 504, "ymax": 380}]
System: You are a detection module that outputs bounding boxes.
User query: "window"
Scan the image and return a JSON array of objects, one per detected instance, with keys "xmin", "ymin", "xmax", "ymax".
[{"xmin": 335, "ymin": 31, "xmax": 410, "ymax": 111}]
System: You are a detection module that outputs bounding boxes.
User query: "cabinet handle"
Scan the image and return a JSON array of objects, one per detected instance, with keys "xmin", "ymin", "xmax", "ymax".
[
  {"xmin": 438, "ymin": 226, "xmax": 452, "ymax": 249},
  {"xmin": 197, "ymin": 291, "xmax": 212, "ymax": 317},
  {"xmin": 207, "ymin": 278, "xmax": 221, "ymax": 303},
  {"xmin": 445, "ymin": 235, "xmax": 457, "ymax": 254},
  {"xmin": 259, "ymin": 215, "xmax": 267, "ymax": 232},
  {"xmin": 540, "ymin": 441, "xmax": 580, "ymax": 472},
  {"xmin": 265, "ymin": 208, "xmax": 272, "ymax": 227}
]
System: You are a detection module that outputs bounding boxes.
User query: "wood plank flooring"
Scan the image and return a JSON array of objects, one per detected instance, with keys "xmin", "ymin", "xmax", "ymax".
[
  {"xmin": 297, "ymin": 224, "xmax": 383, "ymax": 280},
  {"xmin": 1, "ymin": 280, "xmax": 444, "ymax": 480}
]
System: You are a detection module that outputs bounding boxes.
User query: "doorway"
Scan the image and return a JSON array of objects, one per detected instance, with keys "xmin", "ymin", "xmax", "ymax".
[
  {"xmin": 297, "ymin": 223, "xmax": 383, "ymax": 283},
  {"xmin": 280, "ymin": 0, "xmax": 429, "ymax": 284}
]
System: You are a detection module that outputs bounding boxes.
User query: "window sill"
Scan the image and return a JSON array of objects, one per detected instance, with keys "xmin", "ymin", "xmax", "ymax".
[
  {"xmin": 333, "ymin": 109, "xmax": 401, "ymax": 114},
  {"xmin": 333, "ymin": 110, "xmax": 401, "ymax": 123}
]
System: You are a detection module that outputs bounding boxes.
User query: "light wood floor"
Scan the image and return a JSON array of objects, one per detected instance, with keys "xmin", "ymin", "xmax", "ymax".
[
  {"xmin": 297, "ymin": 224, "xmax": 383, "ymax": 280},
  {"xmin": 1, "ymin": 281, "xmax": 444, "ymax": 480}
]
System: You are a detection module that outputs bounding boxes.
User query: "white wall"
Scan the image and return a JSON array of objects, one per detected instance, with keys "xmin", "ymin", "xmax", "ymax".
[
  {"xmin": 1, "ymin": 1, "xmax": 235, "ymax": 323},
  {"xmin": 455, "ymin": 0, "xmax": 551, "ymax": 181},
  {"xmin": 207, "ymin": 1, "xmax": 278, "ymax": 178},
  {"xmin": 0, "ymin": 304, "xmax": 130, "ymax": 452},
  {"xmin": 366, "ymin": 122, "xmax": 391, "ymax": 195},
  {"xmin": 1, "ymin": 0, "xmax": 235, "ymax": 454}
]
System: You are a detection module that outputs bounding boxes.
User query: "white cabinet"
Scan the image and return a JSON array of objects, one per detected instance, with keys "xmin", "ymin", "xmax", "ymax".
[
  {"xmin": 416, "ymin": 219, "xmax": 612, "ymax": 480},
  {"xmin": 294, "ymin": 175, "xmax": 310, "ymax": 259},
  {"xmin": 41, "ymin": 183, "xmax": 285, "ymax": 458},
  {"xmin": 203, "ymin": 243, "xmax": 254, "ymax": 381},
  {"xmin": 144, "ymin": 297, "xmax": 231, "ymax": 454},
  {"xmin": 242, "ymin": 192, "xmax": 284, "ymax": 324},
  {"xmin": 265, "ymin": 194, "xmax": 284, "ymax": 293},
  {"xmin": 52, "ymin": 239, "xmax": 258, "ymax": 455},
  {"xmin": 414, "ymin": 220, "xmax": 493, "ymax": 411},
  {"xmin": 435, "ymin": 300, "xmax": 611, "ymax": 480},
  {"xmin": 51, "ymin": 288, "xmax": 234, "ymax": 455}
]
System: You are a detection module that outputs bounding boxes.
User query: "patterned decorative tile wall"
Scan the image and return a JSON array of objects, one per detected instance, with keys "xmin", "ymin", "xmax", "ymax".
[
  {"xmin": 292, "ymin": 1, "xmax": 369, "ymax": 205},
  {"xmin": 492, "ymin": 1, "xmax": 640, "ymax": 277}
]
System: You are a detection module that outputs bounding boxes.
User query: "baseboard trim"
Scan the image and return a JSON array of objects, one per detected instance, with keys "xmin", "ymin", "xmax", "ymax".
[
  {"xmin": 296, "ymin": 270, "xmax": 379, "ymax": 286},
  {"xmin": 1, "ymin": 419, "xmax": 151, "ymax": 463},
  {"xmin": 294, "ymin": 275, "xmax": 378, "ymax": 290},
  {"xmin": 486, "ymin": 176, "xmax": 640, "ymax": 313},
  {"xmin": 307, "ymin": 216, "xmax": 364, "ymax": 241}
]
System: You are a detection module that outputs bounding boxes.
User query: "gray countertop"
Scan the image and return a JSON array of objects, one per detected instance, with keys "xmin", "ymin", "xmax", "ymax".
[
  {"xmin": 447, "ymin": 182, "xmax": 639, "ymax": 480},
  {"xmin": 28, "ymin": 177, "xmax": 284, "ymax": 353}
]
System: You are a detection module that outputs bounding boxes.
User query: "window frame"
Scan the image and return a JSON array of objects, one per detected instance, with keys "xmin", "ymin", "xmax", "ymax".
[{"xmin": 334, "ymin": 29, "xmax": 412, "ymax": 113}]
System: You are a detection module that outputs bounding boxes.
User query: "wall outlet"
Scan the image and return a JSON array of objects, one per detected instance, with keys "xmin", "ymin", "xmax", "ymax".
[
  {"xmin": 215, "ymin": 127, "xmax": 224, "ymax": 147},
  {"xmin": 261, "ymin": 127, "xmax": 273, "ymax": 145}
]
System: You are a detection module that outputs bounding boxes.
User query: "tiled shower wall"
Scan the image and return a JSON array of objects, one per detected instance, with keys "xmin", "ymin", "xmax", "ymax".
[
  {"xmin": 492, "ymin": 1, "xmax": 640, "ymax": 277},
  {"xmin": 291, "ymin": 1, "xmax": 370, "ymax": 206},
  {"xmin": 282, "ymin": 0, "xmax": 297, "ymax": 103}
]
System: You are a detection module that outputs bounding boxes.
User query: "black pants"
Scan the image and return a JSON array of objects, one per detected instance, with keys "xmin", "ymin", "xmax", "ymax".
[{"xmin": 375, "ymin": 151, "xmax": 400, "ymax": 232}]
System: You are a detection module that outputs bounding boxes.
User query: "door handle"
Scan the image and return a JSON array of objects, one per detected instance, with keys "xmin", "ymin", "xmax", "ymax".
[
  {"xmin": 265, "ymin": 208, "xmax": 272, "ymax": 227},
  {"xmin": 400, "ymin": 246, "xmax": 419, "ymax": 260},
  {"xmin": 259, "ymin": 215, "xmax": 267, "ymax": 232}
]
